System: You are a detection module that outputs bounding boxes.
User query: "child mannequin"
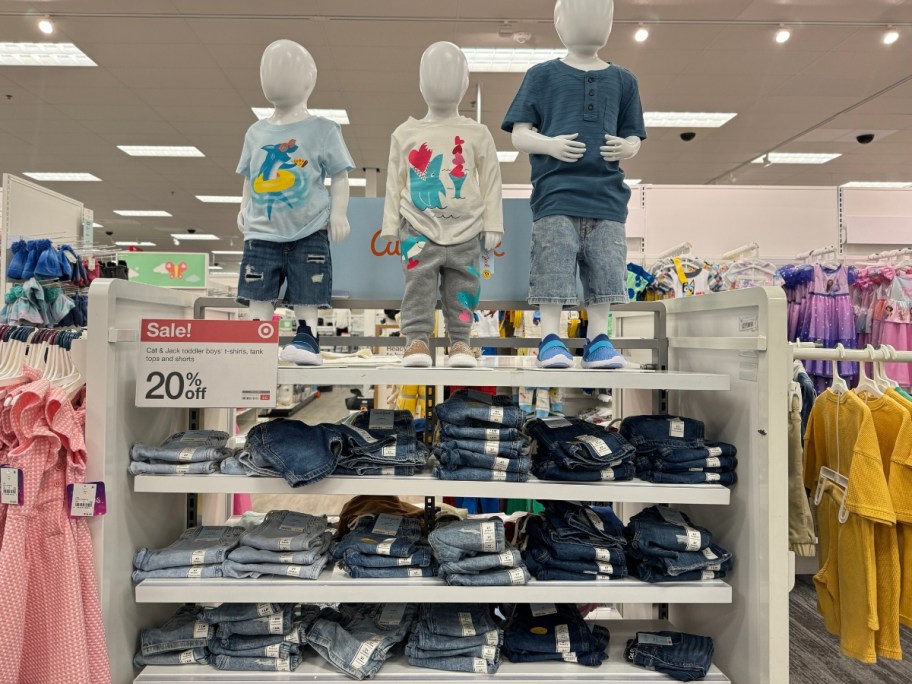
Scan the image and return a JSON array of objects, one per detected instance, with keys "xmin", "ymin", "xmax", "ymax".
[
  {"xmin": 236, "ymin": 39, "xmax": 354, "ymax": 366},
  {"xmin": 382, "ymin": 42, "xmax": 503, "ymax": 367},
  {"xmin": 502, "ymin": 0, "xmax": 646, "ymax": 369}
]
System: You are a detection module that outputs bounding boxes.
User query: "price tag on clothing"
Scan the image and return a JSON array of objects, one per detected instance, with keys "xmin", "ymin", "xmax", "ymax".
[
  {"xmin": 472, "ymin": 657, "xmax": 487, "ymax": 673},
  {"xmin": 193, "ymin": 622, "xmax": 209, "ymax": 639},
  {"xmin": 175, "ymin": 464, "xmax": 191, "ymax": 474},
  {"xmin": 278, "ymin": 537, "xmax": 293, "ymax": 551},
  {"xmin": 562, "ymin": 652, "xmax": 578, "ymax": 663},
  {"xmin": 278, "ymin": 554, "xmax": 294, "ymax": 564},
  {"xmin": 257, "ymin": 603, "xmax": 275, "ymax": 616},
  {"xmin": 380, "ymin": 467, "xmax": 395, "ymax": 475},
  {"xmin": 595, "ymin": 547, "xmax": 612, "ymax": 562},
  {"xmin": 285, "ymin": 630, "xmax": 300, "ymax": 644},
  {"xmin": 381, "ymin": 445, "xmax": 397, "ymax": 459},
  {"xmin": 397, "ymin": 555, "xmax": 414, "ymax": 566},
  {"xmin": 265, "ymin": 644, "xmax": 281, "ymax": 658},
  {"xmin": 458, "ymin": 612, "xmax": 476, "ymax": 636},
  {"xmin": 705, "ymin": 472, "xmax": 721, "ymax": 482},
  {"xmin": 376, "ymin": 540, "xmax": 393, "ymax": 556},
  {"xmin": 707, "ymin": 446, "xmax": 723, "ymax": 457},
  {"xmin": 285, "ymin": 565, "xmax": 302, "ymax": 577},
  {"xmin": 508, "ymin": 567, "xmax": 526, "ymax": 584},
  {"xmin": 67, "ymin": 482, "xmax": 106, "ymax": 517},
  {"xmin": 597, "ymin": 562, "xmax": 614, "ymax": 574},
  {"xmin": 481, "ymin": 522, "xmax": 497, "ymax": 552},
  {"xmin": 268, "ymin": 614, "xmax": 284, "ymax": 634},
  {"xmin": 705, "ymin": 456, "xmax": 721, "ymax": 468},
  {"xmin": 368, "ymin": 409, "xmax": 395, "ymax": 430},
  {"xmin": 351, "ymin": 636, "xmax": 383, "ymax": 669},
  {"xmin": 136, "ymin": 319, "xmax": 278, "ymax": 407},
  {"xmin": 190, "ymin": 550, "xmax": 206, "ymax": 565},
  {"xmin": 482, "ymin": 645, "xmax": 497, "ymax": 660},
  {"xmin": 669, "ymin": 419, "xmax": 686, "ymax": 438},
  {"xmin": 702, "ymin": 547, "xmax": 719, "ymax": 560},
  {"xmin": 407, "ymin": 567, "xmax": 423, "ymax": 577},
  {"xmin": 485, "ymin": 630, "xmax": 499, "ymax": 645},
  {"xmin": 492, "ymin": 457, "xmax": 509, "ymax": 471},
  {"xmin": 378, "ymin": 604, "xmax": 407, "ymax": 627},
  {"xmin": 179, "ymin": 650, "xmax": 195, "ymax": 664},
  {"xmin": 485, "ymin": 428, "xmax": 500, "ymax": 440},
  {"xmin": 701, "ymin": 569, "xmax": 716, "ymax": 580},
  {"xmin": 467, "ymin": 389, "xmax": 495, "ymax": 404},
  {"xmin": 600, "ymin": 468, "xmax": 616, "ymax": 481},
  {"xmin": 488, "ymin": 406, "xmax": 504, "ymax": 423},
  {"xmin": 484, "ymin": 441, "xmax": 499, "ymax": 455},
  {"xmin": 177, "ymin": 448, "xmax": 195, "ymax": 462},
  {"xmin": 371, "ymin": 514, "xmax": 401, "ymax": 536},
  {"xmin": 578, "ymin": 434, "xmax": 612, "ymax": 456},
  {"xmin": 657, "ymin": 506, "xmax": 687, "ymax": 526},
  {"xmin": 187, "ymin": 567, "xmax": 203, "ymax": 579},
  {"xmin": 279, "ymin": 523, "xmax": 306, "ymax": 532},
  {"xmin": 555, "ymin": 624, "xmax": 572, "ymax": 652},
  {"xmin": 0, "ymin": 467, "xmax": 22, "ymax": 506},
  {"xmin": 637, "ymin": 632, "xmax": 674, "ymax": 646},
  {"xmin": 498, "ymin": 550, "xmax": 515, "ymax": 567},
  {"xmin": 530, "ymin": 603, "xmax": 558, "ymax": 617},
  {"xmin": 275, "ymin": 658, "xmax": 291, "ymax": 672},
  {"xmin": 491, "ymin": 469, "xmax": 507, "ymax": 481},
  {"xmin": 349, "ymin": 426, "xmax": 377, "ymax": 443}
]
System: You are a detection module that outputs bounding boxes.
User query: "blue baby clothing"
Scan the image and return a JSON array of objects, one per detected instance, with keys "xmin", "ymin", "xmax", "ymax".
[
  {"xmin": 502, "ymin": 59, "xmax": 646, "ymax": 223},
  {"xmin": 237, "ymin": 116, "xmax": 355, "ymax": 243}
]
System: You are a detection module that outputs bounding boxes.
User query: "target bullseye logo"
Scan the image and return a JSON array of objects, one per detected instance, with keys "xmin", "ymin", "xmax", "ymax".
[{"xmin": 258, "ymin": 323, "xmax": 274, "ymax": 339}]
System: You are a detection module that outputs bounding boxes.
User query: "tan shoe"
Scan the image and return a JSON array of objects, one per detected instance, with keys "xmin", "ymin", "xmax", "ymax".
[
  {"xmin": 402, "ymin": 339, "xmax": 432, "ymax": 367},
  {"xmin": 447, "ymin": 340, "xmax": 477, "ymax": 368}
]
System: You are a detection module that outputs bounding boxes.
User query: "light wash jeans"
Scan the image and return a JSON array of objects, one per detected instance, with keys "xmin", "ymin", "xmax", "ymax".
[
  {"xmin": 133, "ymin": 526, "xmax": 243, "ymax": 571},
  {"xmin": 228, "ymin": 542, "xmax": 330, "ymax": 567},
  {"xmin": 133, "ymin": 648, "xmax": 209, "ymax": 667},
  {"xmin": 222, "ymin": 555, "xmax": 329, "ymax": 580},
  {"xmin": 429, "ymin": 518, "xmax": 505, "ymax": 562},
  {"xmin": 130, "ymin": 429, "xmax": 230, "ymax": 463},
  {"xmin": 240, "ymin": 510, "xmax": 330, "ymax": 552},
  {"xmin": 212, "ymin": 655, "xmax": 301, "ymax": 671},
  {"xmin": 139, "ymin": 606, "xmax": 211, "ymax": 655}
]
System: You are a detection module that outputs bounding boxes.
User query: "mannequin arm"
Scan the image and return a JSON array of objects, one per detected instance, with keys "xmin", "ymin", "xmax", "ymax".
[
  {"xmin": 482, "ymin": 232, "xmax": 500, "ymax": 251},
  {"xmin": 237, "ymin": 179, "xmax": 251, "ymax": 232},
  {"xmin": 380, "ymin": 135, "xmax": 405, "ymax": 243},
  {"xmin": 327, "ymin": 171, "xmax": 351, "ymax": 243},
  {"xmin": 511, "ymin": 122, "xmax": 585, "ymax": 163},
  {"xmin": 600, "ymin": 135, "xmax": 642, "ymax": 162},
  {"xmin": 478, "ymin": 130, "xmax": 504, "ymax": 252}
]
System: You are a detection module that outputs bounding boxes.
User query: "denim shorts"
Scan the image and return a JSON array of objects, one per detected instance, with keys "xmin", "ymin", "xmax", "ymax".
[
  {"xmin": 140, "ymin": 606, "xmax": 211, "ymax": 655},
  {"xmin": 212, "ymin": 654, "xmax": 301, "ymax": 671},
  {"xmin": 411, "ymin": 623, "xmax": 501, "ymax": 650},
  {"xmin": 625, "ymin": 631, "xmax": 714, "ymax": 682},
  {"xmin": 133, "ymin": 526, "xmax": 243, "ymax": 571},
  {"xmin": 429, "ymin": 518, "xmax": 506, "ymax": 562},
  {"xmin": 419, "ymin": 604, "xmax": 498, "ymax": 637},
  {"xmin": 528, "ymin": 215, "xmax": 628, "ymax": 307},
  {"xmin": 215, "ymin": 606, "xmax": 294, "ymax": 638},
  {"xmin": 202, "ymin": 603, "xmax": 283, "ymax": 625},
  {"xmin": 237, "ymin": 231, "xmax": 332, "ymax": 307},
  {"xmin": 133, "ymin": 647, "xmax": 210, "ymax": 667}
]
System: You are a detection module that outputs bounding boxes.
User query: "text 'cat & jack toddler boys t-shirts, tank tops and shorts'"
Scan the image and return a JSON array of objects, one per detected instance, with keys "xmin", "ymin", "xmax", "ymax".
[{"xmin": 237, "ymin": 116, "xmax": 355, "ymax": 243}]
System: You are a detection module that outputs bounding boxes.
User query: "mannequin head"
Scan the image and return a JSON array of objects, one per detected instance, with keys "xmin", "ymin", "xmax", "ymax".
[
  {"xmin": 419, "ymin": 41, "xmax": 469, "ymax": 118},
  {"xmin": 554, "ymin": 0, "xmax": 614, "ymax": 53},
  {"xmin": 260, "ymin": 39, "xmax": 317, "ymax": 109}
]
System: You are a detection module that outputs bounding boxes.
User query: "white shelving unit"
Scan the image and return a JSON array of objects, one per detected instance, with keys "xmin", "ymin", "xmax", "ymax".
[{"xmin": 86, "ymin": 280, "xmax": 788, "ymax": 684}]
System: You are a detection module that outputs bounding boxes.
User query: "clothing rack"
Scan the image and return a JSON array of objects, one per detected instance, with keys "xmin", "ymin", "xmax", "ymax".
[
  {"xmin": 655, "ymin": 241, "xmax": 693, "ymax": 259},
  {"xmin": 866, "ymin": 246, "xmax": 912, "ymax": 262},
  {"xmin": 720, "ymin": 242, "xmax": 760, "ymax": 261},
  {"xmin": 792, "ymin": 344, "xmax": 912, "ymax": 364},
  {"xmin": 795, "ymin": 244, "xmax": 839, "ymax": 261}
]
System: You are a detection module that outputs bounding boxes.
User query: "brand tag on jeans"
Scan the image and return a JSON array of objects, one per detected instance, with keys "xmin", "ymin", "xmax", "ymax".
[
  {"xmin": 491, "ymin": 469, "xmax": 507, "ymax": 481},
  {"xmin": 657, "ymin": 506, "xmax": 687, "ymax": 526},
  {"xmin": 485, "ymin": 428, "xmax": 500, "ymax": 440},
  {"xmin": 485, "ymin": 630, "xmax": 498, "ymax": 645},
  {"xmin": 542, "ymin": 416, "xmax": 572, "ymax": 428},
  {"xmin": 193, "ymin": 621, "xmax": 209, "ymax": 639},
  {"xmin": 178, "ymin": 447, "xmax": 195, "ymax": 462},
  {"xmin": 555, "ymin": 624, "xmax": 571, "ymax": 652},
  {"xmin": 371, "ymin": 514, "xmax": 401, "ymax": 536},
  {"xmin": 187, "ymin": 567, "xmax": 203, "ymax": 578},
  {"xmin": 597, "ymin": 561, "xmax": 613, "ymax": 574},
  {"xmin": 488, "ymin": 406, "xmax": 504, "ymax": 423},
  {"xmin": 562, "ymin": 652, "xmax": 578, "ymax": 663},
  {"xmin": 472, "ymin": 657, "xmax": 487, "ymax": 673},
  {"xmin": 637, "ymin": 632, "xmax": 674, "ymax": 646},
  {"xmin": 701, "ymin": 569, "xmax": 716, "ymax": 580},
  {"xmin": 265, "ymin": 644, "xmax": 281, "ymax": 658},
  {"xmin": 407, "ymin": 567, "xmax": 423, "ymax": 577},
  {"xmin": 484, "ymin": 441, "xmax": 499, "ymax": 455},
  {"xmin": 585, "ymin": 508, "xmax": 605, "ymax": 532},
  {"xmin": 381, "ymin": 467, "xmax": 395, "ymax": 475},
  {"xmin": 285, "ymin": 630, "xmax": 300, "ymax": 643},
  {"xmin": 705, "ymin": 472, "xmax": 721, "ymax": 482},
  {"xmin": 349, "ymin": 426, "xmax": 377, "ymax": 443},
  {"xmin": 268, "ymin": 614, "xmax": 284, "ymax": 634},
  {"xmin": 708, "ymin": 446, "xmax": 723, "ymax": 457},
  {"xmin": 530, "ymin": 603, "xmax": 558, "ymax": 617},
  {"xmin": 190, "ymin": 550, "xmax": 206, "ymax": 565},
  {"xmin": 68, "ymin": 482, "xmax": 106, "ymax": 517},
  {"xmin": 257, "ymin": 603, "xmax": 275, "ymax": 616},
  {"xmin": 179, "ymin": 650, "xmax": 195, "ymax": 664},
  {"xmin": 279, "ymin": 523, "xmax": 306, "ymax": 532},
  {"xmin": 0, "ymin": 467, "xmax": 23, "ymax": 505},
  {"xmin": 508, "ymin": 567, "xmax": 526, "ymax": 584},
  {"xmin": 368, "ymin": 409, "xmax": 395, "ymax": 430},
  {"xmin": 493, "ymin": 457, "xmax": 509, "ymax": 471},
  {"xmin": 482, "ymin": 644, "xmax": 497, "ymax": 660},
  {"xmin": 685, "ymin": 528, "xmax": 702, "ymax": 551},
  {"xmin": 397, "ymin": 555, "xmax": 413, "ymax": 566},
  {"xmin": 279, "ymin": 554, "xmax": 294, "ymax": 564},
  {"xmin": 578, "ymin": 434, "xmax": 612, "ymax": 456},
  {"xmin": 376, "ymin": 540, "xmax": 394, "ymax": 556},
  {"xmin": 379, "ymin": 603, "xmax": 407, "ymax": 627},
  {"xmin": 481, "ymin": 522, "xmax": 497, "ymax": 552},
  {"xmin": 278, "ymin": 537, "xmax": 293, "ymax": 551},
  {"xmin": 706, "ymin": 456, "xmax": 721, "ymax": 468},
  {"xmin": 600, "ymin": 468, "xmax": 616, "ymax": 481},
  {"xmin": 669, "ymin": 419, "xmax": 686, "ymax": 438},
  {"xmin": 595, "ymin": 547, "xmax": 611, "ymax": 561},
  {"xmin": 175, "ymin": 464, "xmax": 191, "ymax": 474},
  {"xmin": 498, "ymin": 550, "xmax": 515, "ymax": 566},
  {"xmin": 459, "ymin": 612, "xmax": 476, "ymax": 637},
  {"xmin": 285, "ymin": 565, "xmax": 302, "ymax": 577},
  {"xmin": 275, "ymin": 658, "xmax": 291, "ymax": 672},
  {"xmin": 702, "ymin": 547, "xmax": 719, "ymax": 560},
  {"xmin": 467, "ymin": 389, "xmax": 495, "ymax": 404},
  {"xmin": 382, "ymin": 445, "xmax": 397, "ymax": 459}
]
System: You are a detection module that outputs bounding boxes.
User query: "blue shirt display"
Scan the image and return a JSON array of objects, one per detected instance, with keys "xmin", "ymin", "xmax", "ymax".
[
  {"xmin": 502, "ymin": 59, "xmax": 646, "ymax": 223},
  {"xmin": 237, "ymin": 116, "xmax": 355, "ymax": 242}
]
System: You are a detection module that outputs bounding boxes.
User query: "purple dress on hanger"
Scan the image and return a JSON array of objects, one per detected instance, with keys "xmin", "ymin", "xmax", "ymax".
[{"xmin": 805, "ymin": 263, "xmax": 857, "ymax": 391}]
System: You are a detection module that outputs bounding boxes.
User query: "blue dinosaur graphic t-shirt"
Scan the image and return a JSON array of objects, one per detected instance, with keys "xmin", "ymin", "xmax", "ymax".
[
  {"xmin": 381, "ymin": 116, "xmax": 504, "ymax": 246},
  {"xmin": 502, "ymin": 59, "xmax": 646, "ymax": 223},
  {"xmin": 237, "ymin": 116, "xmax": 354, "ymax": 242}
]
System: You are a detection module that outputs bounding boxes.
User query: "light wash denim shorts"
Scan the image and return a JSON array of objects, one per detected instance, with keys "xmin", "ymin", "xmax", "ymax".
[{"xmin": 529, "ymin": 215, "xmax": 628, "ymax": 306}]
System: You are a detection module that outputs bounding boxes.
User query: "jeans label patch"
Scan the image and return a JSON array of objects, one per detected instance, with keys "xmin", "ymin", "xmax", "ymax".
[
  {"xmin": 685, "ymin": 528, "xmax": 702, "ymax": 551},
  {"xmin": 175, "ymin": 464, "xmax": 191, "ymax": 474},
  {"xmin": 1, "ymin": 467, "xmax": 23, "ymax": 506},
  {"xmin": 493, "ymin": 457, "xmax": 509, "ymax": 471},
  {"xmin": 578, "ymin": 435, "xmax": 612, "ymax": 456},
  {"xmin": 484, "ymin": 441, "xmax": 499, "ymax": 455},
  {"xmin": 187, "ymin": 567, "xmax": 203, "ymax": 578},
  {"xmin": 285, "ymin": 565, "xmax": 302, "ymax": 577},
  {"xmin": 498, "ymin": 550, "xmax": 515, "ymax": 566},
  {"xmin": 257, "ymin": 603, "xmax": 275, "ymax": 616},
  {"xmin": 600, "ymin": 468, "xmax": 616, "ymax": 481},
  {"xmin": 669, "ymin": 419, "xmax": 686, "ymax": 438},
  {"xmin": 485, "ymin": 630, "xmax": 498, "ymax": 645},
  {"xmin": 597, "ymin": 561, "xmax": 613, "ymax": 574},
  {"xmin": 376, "ymin": 540, "xmax": 393, "ymax": 556},
  {"xmin": 508, "ymin": 567, "xmax": 526, "ymax": 584},
  {"xmin": 275, "ymin": 658, "xmax": 291, "ymax": 671},
  {"xmin": 562, "ymin": 652, "xmax": 578, "ymax": 662},
  {"xmin": 285, "ymin": 630, "xmax": 300, "ymax": 643},
  {"xmin": 178, "ymin": 448, "xmax": 195, "ymax": 462},
  {"xmin": 379, "ymin": 603, "xmax": 407, "ymax": 626},
  {"xmin": 381, "ymin": 467, "xmax": 395, "ymax": 475},
  {"xmin": 637, "ymin": 632, "xmax": 674, "ymax": 646},
  {"xmin": 530, "ymin": 603, "xmax": 557, "ymax": 617},
  {"xmin": 265, "ymin": 644, "xmax": 280, "ymax": 658},
  {"xmin": 268, "ymin": 614, "xmax": 284, "ymax": 634},
  {"xmin": 481, "ymin": 522, "xmax": 497, "ymax": 552},
  {"xmin": 658, "ymin": 506, "xmax": 687, "ymax": 526},
  {"xmin": 485, "ymin": 428, "xmax": 499, "ymax": 440},
  {"xmin": 706, "ymin": 456, "xmax": 721, "ymax": 468},
  {"xmin": 279, "ymin": 554, "xmax": 294, "ymax": 564},
  {"xmin": 482, "ymin": 644, "xmax": 497, "ymax": 660},
  {"xmin": 472, "ymin": 657, "xmax": 487, "ymax": 673},
  {"xmin": 491, "ymin": 469, "xmax": 507, "ymax": 481},
  {"xmin": 459, "ymin": 612, "xmax": 476, "ymax": 636},
  {"xmin": 372, "ymin": 514, "xmax": 401, "ymax": 536},
  {"xmin": 397, "ymin": 555, "xmax": 413, "ymax": 566},
  {"xmin": 193, "ymin": 622, "xmax": 209, "ymax": 639},
  {"xmin": 179, "ymin": 650, "xmax": 195, "ymax": 664},
  {"xmin": 408, "ymin": 567, "xmax": 423, "ymax": 577},
  {"xmin": 382, "ymin": 445, "xmax": 397, "ymax": 458},
  {"xmin": 595, "ymin": 547, "xmax": 611, "ymax": 561},
  {"xmin": 705, "ymin": 472, "xmax": 721, "ymax": 482},
  {"xmin": 488, "ymin": 406, "xmax": 504, "ymax": 423},
  {"xmin": 368, "ymin": 409, "xmax": 395, "ymax": 430},
  {"xmin": 279, "ymin": 523, "xmax": 306, "ymax": 532},
  {"xmin": 702, "ymin": 547, "xmax": 719, "ymax": 560},
  {"xmin": 701, "ymin": 569, "xmax": 716, "ymax": 580},
  {"xmin": 278, "ymin": 538, "xmax": 293, "ymax": 551},
  {"xmin": 190, "ymin": 550, "xmax": 206, "ymax": 565},
  {"xmin": 349, "ymin": 426, "xmax": 377, "ymax": 443},
  {"xmin": 555, "ymin": 624, "xmax": 571, "ymax": 652},
  {"xmin": 708, "ymin": 446, "xmax": 723, "ymax": 457}
]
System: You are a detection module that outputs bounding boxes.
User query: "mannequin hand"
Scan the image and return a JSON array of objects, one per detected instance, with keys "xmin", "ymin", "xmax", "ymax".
[
  {"xmin": 328, "ymin": 216, "xmax": 350, "ymax": 243},
  {"xmin": 548, "ymin": 133, "xmax": 586, "ymax": 162},
  {"xmin": 236, "ymin": 210, "xmax": 245, "ymax": 232},
  {"xmin": 482, "ymin": 232, "xmax": 501, "ymax": 252},
  {"xmin": 601, "ymin": 135, "xmax": 641, "ymax": 162}
]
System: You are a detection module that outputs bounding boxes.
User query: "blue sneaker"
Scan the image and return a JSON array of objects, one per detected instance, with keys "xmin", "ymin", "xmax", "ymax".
[
  {"xmin": 582, "ymin": 334, "xmax": 627, "ymax": 369},
  {"xmin": 536, "ymin": 334, "xmax": 573, "ymax": 369},
  {"xmin": 279, "ymin": 324, "xmax": 323, "ymax": 366}
]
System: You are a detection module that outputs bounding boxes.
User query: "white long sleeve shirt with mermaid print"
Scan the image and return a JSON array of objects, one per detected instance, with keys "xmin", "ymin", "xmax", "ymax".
[{"xmin": 382, "ymin": 116, "xmax": 504, "ymax": 246}]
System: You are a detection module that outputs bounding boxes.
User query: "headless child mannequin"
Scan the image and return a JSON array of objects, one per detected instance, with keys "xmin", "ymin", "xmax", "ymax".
[
  {"xmin": 503, "ymin": 0, "xmax": 646, "ymax": 368},
  {"xmin": 237, "ymin": 39, "xmax": 354, "ymax": 366},
  {"xmin": 381, "ymin": 42, "xmax": 503, "ymax": 367}
]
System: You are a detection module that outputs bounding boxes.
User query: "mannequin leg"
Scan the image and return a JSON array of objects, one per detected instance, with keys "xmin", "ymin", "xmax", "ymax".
[
  {"xmin": 538, "ymin": 304, "xmax": 562, "ymax": 339},
  {"xmin": 536, "ymin": 304, "xmax": 573, "ymax": 368},
  {"xmin": 278, "ymin": 306, "xmax": 323, "ymax": 367},
  {"xmin": 247, "ymin": 300, "xmax": 274, "ymax": 321},
  {"xmin": 293, "ymin": 305, "xmax": 319, "ymax": 335},
  {"xmin": 581, "ymin": 302, "xmax": 626, "ymax": 369},
  {"xmin": 440, "ymin": 238, "xmax": 481, "ymax": 368},
  {"xmin": 586, "ymin": 302, "xmax": 611, "ymax": 339}
]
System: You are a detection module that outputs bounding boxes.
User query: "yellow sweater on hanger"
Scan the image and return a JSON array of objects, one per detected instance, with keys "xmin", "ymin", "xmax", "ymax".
[
  {"xmin": 804, "ymin": 390, "xmax": 896, "ymax": 664},
  {"xmin": 884, "ymin": 388, "xmax": 912, "ymax": 628}
]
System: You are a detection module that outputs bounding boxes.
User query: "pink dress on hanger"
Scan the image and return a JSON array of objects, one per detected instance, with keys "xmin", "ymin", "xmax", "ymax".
[
  {"xmin": 0, "ymin": 376, "xmax": 110, "ymax": 683},
  {"xmin": 805, "ymin": 263, "xmax": 858, "ymax": 391},
  {"xmin": 0, "ymin": 368, "xmax": 40, "ymax": 551},
  {"xmin": 880, "ymin": 271, "xmax": 912, "ymax": 387}
]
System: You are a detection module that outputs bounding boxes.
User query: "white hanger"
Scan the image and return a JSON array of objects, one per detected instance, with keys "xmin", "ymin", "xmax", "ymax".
[
  {"xmin": 829, "ymin": 343, "xmax": 848, "ymax": 394},
  {"xmin": 854, "ymin": 344, "xmax": 883, "ymax": 398}
]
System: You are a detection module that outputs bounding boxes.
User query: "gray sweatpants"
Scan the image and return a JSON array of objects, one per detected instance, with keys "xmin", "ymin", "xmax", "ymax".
[{"xmin": 399, "ymin": 221, "xmax": 481, "ymax": 345}]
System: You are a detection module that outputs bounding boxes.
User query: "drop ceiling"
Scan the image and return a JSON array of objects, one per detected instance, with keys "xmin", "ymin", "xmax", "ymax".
[{"xmin": 1, "ymin": 0, "xmax": 912, "ymax": 260}]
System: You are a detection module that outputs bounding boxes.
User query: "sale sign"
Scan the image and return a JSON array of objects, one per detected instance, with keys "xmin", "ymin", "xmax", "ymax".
[{"xmin": 136, "ymin": 319, "xmax": 279, "ymax": 407}]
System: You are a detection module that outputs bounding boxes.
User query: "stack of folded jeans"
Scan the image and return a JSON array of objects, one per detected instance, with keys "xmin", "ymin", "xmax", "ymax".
[
  {"xmin": 130, "ymin": 430, "xmax": 232, "ymax": 475},
  {"xmin": 502, "ymin": 603, "xmax": 610, "ymax": 666},
  {"xmin": 240, "ymin": 419, "xmax": 343, "ymax": 486},
  {"xmin": 620, "ymin": 414, "xmax": 738, "ymax": 486},
  {"xmin": 335, "ymin": 410, "xmax": 428, "ymax": 476},
  {"xmin": 223, "ymin": 510, "xmax": 332, "ymax": 580},
  {"xmin": 522, "ymin": 501, "xmax": 628, "ymax": 581},
  {"xmin": 132, "ymin": 526, "xmax": 242, "ymax": 581},
  {"xmin": 625, "ymin": 505, "xmax": 733, "ymax": 583},
  {"xmin": 332, "ymin": 513, "xmax": 436, "ymax": 578},
  {"xmin": 305, "ymin": 603, "xmax": 417, "ymax": 680},
  {"xmin": 432, "ymin": 390, "xmax": 530, "ymax": 482},
  {"xmin": 625, "ymin": 630, "xmax": 715, "ymax": 682},
  {"xmin": 133, "ymin": 605, "xmax": 212, "ymax": 667},
  {"xmin": 406, "ymin": 603, "xmax": 503, "ymax": 674},
  {"xmin": 429, "ymin": 517, "xmax": 530, "ymax": 586},
  {"xmin": 525, "ymin": 416, "xmax": 636, "ymax": 482},
  {"xmin": 211, "ymin": 604, "xmax": 307, "ymax": 672}
]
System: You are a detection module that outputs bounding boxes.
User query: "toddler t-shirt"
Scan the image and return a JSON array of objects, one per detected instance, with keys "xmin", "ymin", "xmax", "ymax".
[
  {"xmin": 237, "ymin": 116, "xmax": 355, "ymax": 243},
  {"xmin": 381, "ymin": 116, "xmax": 503, "ymax": 245}
]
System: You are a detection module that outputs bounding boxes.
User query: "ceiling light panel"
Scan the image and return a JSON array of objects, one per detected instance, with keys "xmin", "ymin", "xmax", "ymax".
[
  {"xmin": 775, "ymin": 28, "xmax": 791, "ymax": 44},
  {"xmin": 252, "ymin": 108, "xmax": 350, "ymax": 124},
  {"xmin": 0, "ymin": 42, "xmax": 96, "ymax": 67},
  {"xmin": 497, "ymin": 151, "xmax": 519, "ymax": 163},
  {"xmin": 115, "ymin": 241, "xmax": 156, "ymax": 247},
  {"xmin": 118, "ymin": 146, "xmax": 204, "ymax": 157},
  {"xmin": 461, "ymin": 48, "xmax": 567, "ymax": 72},
  {"xmin": 841, "ymin": 181, "xmax": 912, "ymax": 189},
  {"xmin": 196, "ymin": 195, "xmax": 243, "ymax": 203},
  {"xmin": 114, "ymin": 210, "xmax": 172, "ymax": 217},
  {"xmin": 751, "ymin": 152, "xmax": 841, "ymax": 165},
  {"xmin": 634, "ymin": 27, "xmax": 649, "ymax": 43},
  {"xmin": 23, "ymin": 172, "xmax": 100, "ymax": 182},
  {"xmin": 170, "ymin": 233, "xmax": 219, "ymax": 240},
  {"xmin": 644, "ymin": 112, "xmax": 737, "ymax": 128},
  {"xmin": 883, "ymin": 29, "xmax": 900, "ymax": 45}
]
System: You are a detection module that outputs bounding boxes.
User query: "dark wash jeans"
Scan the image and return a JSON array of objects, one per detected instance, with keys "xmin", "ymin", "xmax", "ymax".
[
  {"xmin": 533, "ymin": 458, "xmax": 635, "ymax": 482},
  {"xmin": 503, "ymin": 604, "xmax": 610, "ymax": 658},
  {"xmin": 625, "ymin": 506, "xmax": 712, "ymax": 557},
  {"xmin": 625, "ymin": 631, "xmax": 714, "ymax": 682},
  {"xmin": 524, "ymin": 515, "xmax": 625, "ymax": 563},
  {"xmin": 525, "ymin": 417, "xmax": 635, "ymax": 469},
  {"xmin": 247, "ymin": 419, "xmax": 342, "ymax": 486},
  {"xmin": 434, "ymin": 390, "xmax": 526, "ymax": 429},
  {"xmin": 619, "ymin": 414, "xmax": 705, "ymax": 455},
  {"xmin": 657, "ymin": 440, "xmax": 737, "ymax": 463}
]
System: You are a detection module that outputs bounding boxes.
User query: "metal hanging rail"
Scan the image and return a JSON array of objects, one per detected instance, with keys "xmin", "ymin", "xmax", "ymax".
[
  {"xmin": 720, "ymin": 242, "xmax": 760, "ymax": 261},
  {"xmin": 792, "ymin": 344, "xmax": 912, "ymax": 364}
]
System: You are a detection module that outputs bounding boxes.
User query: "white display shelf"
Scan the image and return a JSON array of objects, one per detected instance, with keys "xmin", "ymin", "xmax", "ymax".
[
  {"xmin": 133, "ymin": 473, "xmax": 731, "ymax": 505},
  {"xmin": 134, "ymin": 620, "xmax": 729, "ymax": 683},
  {"xmin": 276, "ymin": 359, "xmax": 730, "ymax": 391},
  {"xmin": 134, "ymin": 574, "xmax": 732, "ymax": 605}
]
